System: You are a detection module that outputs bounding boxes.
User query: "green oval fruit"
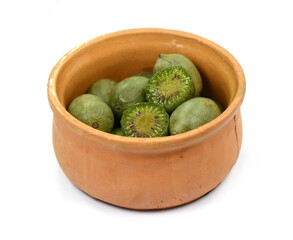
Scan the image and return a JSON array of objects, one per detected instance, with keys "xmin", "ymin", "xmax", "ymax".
[
  {"xmin": 111, "ymin": 128, "xmax": 126, "ymax": 136},
  {"xmin": 146, "ymin": 66, "xmax": 194, "ymax": 113},
  {"xmin": 121, "ymin": 102, "xmax": 169, "ymax": 138},
  {"xmin": 68, "ymin": 94, "xmax": 114, "ymax": 132},
  {"xmin": 87, "ymin": 78, "xmax": 117, "ymax": 105},
  {"xmin": 169, "ymin": 97, "xmax": 222, "ymax": 135},
  {"xmin": 134, "ymin": 72, "xmax": 153, "ymax": 79},
  {"xmin": 215, "ymin": 101, "xmax": 225, "ymax": 112},
  {"xmin": 109, "ymin": 76, "xmax": 148, "ymax": 119},
  {"xmin": 153, "ymin": 54, "xmax": 202, "ymax": 97}
]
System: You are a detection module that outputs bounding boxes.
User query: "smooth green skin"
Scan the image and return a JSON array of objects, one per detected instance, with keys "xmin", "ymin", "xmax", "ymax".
[
  {"xmin": 153, "ymin": 54, "xmax": 203, "ymax": 97},
  {"xmin": 169, "ymin": 97, "xmax": 222, "ymax": 135},
  {"xmin": 215, "ymin": 101, "xmax": 225, "ymax": 112},
  {"xmin": 111, "ymin": 128, "xmax": 126, "ymax": 136},
  {"xmin": 121, "ymin": 102, "xmax": 169, "ymax": 138},
  {"xmin": 87, "ymin": 79, "xmax": 117, "ymax": 105},
  {"xmin": 134, "ymin": 72, "xmax": 153, "ymax": 79},
  {"xmin": 146, "ymin": 66, "xmax": 194, "ymax": 113},
  {"xmin": 68, "ymin": 94, "xmax": 114, "ymax": 133},
  {"xmin": 109, "ymin": 76, "xmax": 148, "ymax": 119}
]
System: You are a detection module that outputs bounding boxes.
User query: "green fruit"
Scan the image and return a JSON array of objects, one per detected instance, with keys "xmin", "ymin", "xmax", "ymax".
[
  {"xmin": 215, "ymin": 101, "xmax": 225, "ymax": 112},
  {"xmin": 134, "ymin": 72, "xmax": 153, "ymax": 79},
  {"xmin": 109, "ymin": 76, "xmax": 148, "ymax": 119},
  {"xmin": 121, "ymin": 102, "xmax": 169, "ymax": 138},
  {"xmin": 169, "ymin": 97, "xmax": 222, "ymax": 135},
  {"xmin": 87, "ymin": 78, "xmax": 117, "ymax": 105},
  {"xmin": 153, "ymin": 54, "xmax": 202, "ymax": 97},
  {"xmin": 111, "ymin": 128, "xmax": 126, "ymax": 136},
  {"xmin": 146, "ymin": 66, "xmax": 194, "ymax": 113},
  {"xmin": 68, "ymin": 94, "xmax": 114, "ymax": 132}
]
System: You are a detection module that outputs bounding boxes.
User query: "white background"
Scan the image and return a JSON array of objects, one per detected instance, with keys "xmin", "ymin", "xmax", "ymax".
[{"xmin": 1, "ymin": 0, "xmax": 292, "ymax": 239}]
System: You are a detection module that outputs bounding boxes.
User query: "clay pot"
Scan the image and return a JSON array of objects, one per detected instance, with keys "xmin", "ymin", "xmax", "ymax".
[{"xmin": 47, "ymin": 28, "xmax": 245, "ymax": 210}]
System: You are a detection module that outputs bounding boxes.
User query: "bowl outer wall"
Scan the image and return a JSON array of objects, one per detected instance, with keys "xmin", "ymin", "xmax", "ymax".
[{"xmin": 47, "ymin": 28, "xmax": 245, "ymax": 209}]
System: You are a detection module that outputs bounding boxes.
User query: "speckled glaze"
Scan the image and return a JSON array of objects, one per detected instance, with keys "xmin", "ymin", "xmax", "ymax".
[{"xmin": 47, "ymin": 28, "xmax": 245, "ymax": 210}]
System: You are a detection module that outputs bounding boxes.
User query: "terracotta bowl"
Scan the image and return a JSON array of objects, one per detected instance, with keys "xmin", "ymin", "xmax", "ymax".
[{"xmin": 47, "ymin": 28, "xmax": 245, "ymax": 210}]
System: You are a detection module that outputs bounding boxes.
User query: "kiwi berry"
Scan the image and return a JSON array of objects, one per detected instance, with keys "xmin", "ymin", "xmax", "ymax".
[
  {"xmin": 111, "ymin": 128, "xmax": 126, "ymax": 136},
  {"xmin": 87, "ymin": 78, "xmax": 117, "ymax": 105},
  {"xmin": 121, "ymin": 102, "xmax": 169, "ymax": 138},
  {"xmin": 145, "ymin": 66, "xmax": 194, "ymax": 113},
  {"xmin": 109, "ymin": 76, "xmax": 148, "ymax": 119},
  {"xmin": 134, "ymin": 71, "xmax": 153, "ymax": 79},
  {"xmin": 169, "ymin": 97, "xmax": 222, "ymax": 135},
  {"xmin": 68, "ymin": 94, "xmax": 114, "ymax": 132},
  {"xmin": 215, "ymin": 101, "xmax": 225, "ymax": 112},
  {"xmin": 153, "ymin": 54, "xmax": 202, "ymax": 97}
]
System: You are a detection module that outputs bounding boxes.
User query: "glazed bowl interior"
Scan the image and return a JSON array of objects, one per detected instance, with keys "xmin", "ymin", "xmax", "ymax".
[{"xmin": 55, "ymin": 31, "xmax": 239, "ymax": 110}]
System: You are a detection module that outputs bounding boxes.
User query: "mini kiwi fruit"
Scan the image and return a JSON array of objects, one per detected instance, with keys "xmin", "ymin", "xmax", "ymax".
[
  {"xmin": 87, "ymin": 78, "xmax": 117, "ymax": 105},
  {"xmin": 109, "ymin": 76, "xmax": 148, "ymax": 119},
  {"xmin": 153, "ymin": 53, "xmax": 202, "ymax": 97},
  {"xmin": 215, "ymin": 101, "xmax": 225, "ymax": 112},
  {"xmin": 169, "ymin": 97, "xmax": 222, "ymax": 135},
  {"xmin": 121, "ymin": 102, "xmax": 169, "ymax": 138},
  {"xmin": 68, "ymin": 94, "xmax": 114, "ymax": 132},
  {"xmin": 134, "ymin": 71, "xmax": 153, "ymax": 79},
  {"xmin": 111, "ymin": 128, "xmax": 126, "ymax": 136},
  {"xmin": 145, "ymin": 66, "xmax": 194, "ymax": 113}
]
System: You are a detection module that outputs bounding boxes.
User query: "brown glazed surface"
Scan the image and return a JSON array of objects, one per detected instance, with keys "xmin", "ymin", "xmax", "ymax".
[{"xmin": 47, "ymin": 28, "xmax": 245, "ymax": 210}]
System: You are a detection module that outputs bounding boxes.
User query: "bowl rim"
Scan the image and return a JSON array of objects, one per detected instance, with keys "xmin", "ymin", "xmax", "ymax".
[{"xmin": 47, "ymin": 28, "xmax": 245, "ymax": 147}]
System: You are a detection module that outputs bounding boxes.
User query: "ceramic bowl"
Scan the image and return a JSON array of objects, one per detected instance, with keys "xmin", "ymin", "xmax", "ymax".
[{"xmin": 47, "ymin": 28, "xmax": 245, "ymax": 210}]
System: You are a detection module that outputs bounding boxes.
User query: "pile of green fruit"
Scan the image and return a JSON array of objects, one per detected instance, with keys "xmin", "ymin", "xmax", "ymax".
[{"xmin": 68, "ymin": 54, "xmax": 223, "ymax": 137}]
